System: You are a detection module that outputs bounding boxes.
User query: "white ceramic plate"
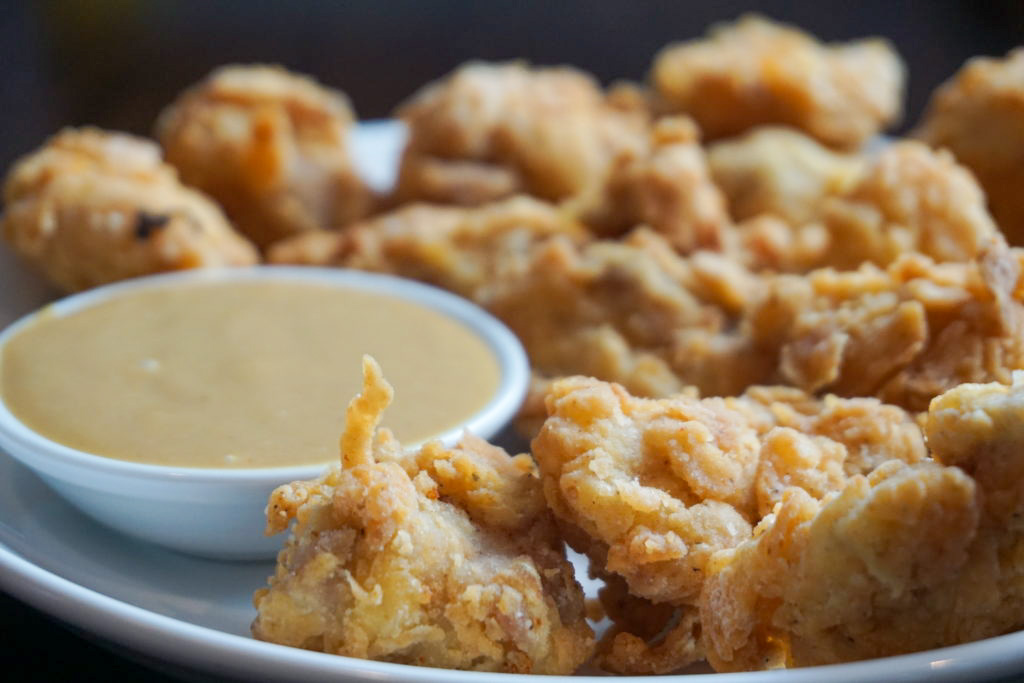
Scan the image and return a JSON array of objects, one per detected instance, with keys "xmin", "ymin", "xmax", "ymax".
[{"xmin": 3, "ymin": 121, "xmax": 1024, "ymax": 682}]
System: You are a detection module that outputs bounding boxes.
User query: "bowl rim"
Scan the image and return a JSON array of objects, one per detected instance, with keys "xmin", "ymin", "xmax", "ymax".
[{"xmin": 0, "ymin": 265, "xmax": 530, "ymax": 485}]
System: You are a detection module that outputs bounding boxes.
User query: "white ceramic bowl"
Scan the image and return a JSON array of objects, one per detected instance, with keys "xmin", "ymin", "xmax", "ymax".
[{"xmin": 0, "ymin": 266, "xmax": 529, "ymax": 561}]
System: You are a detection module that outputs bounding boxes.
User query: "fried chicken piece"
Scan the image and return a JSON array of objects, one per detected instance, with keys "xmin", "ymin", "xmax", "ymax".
[
  {"xmin": 531, "ymin": 374, "xmax": 924, "ymax": 673},
  {"xmin": 815, "ymin": 141, "xmax": 1000, "ymax": 269},
  {"xmin": 740, "ymin": 241, "xmax": 1024, "ymax": 410},
  {"xmin": 708, "ymin": 126, "xmax": 865, "ymax": 227},
  {"xmin": 569, "ymin": 116, "xmax": 730, "ymax": 252},
  {"xmin": 157, "ymin": 64, "xmax": 371, "ymax": 248},
  {"xmin": 722, "ymin": 138, "xmax": 999, "ymax": 272},
  {"xmin": 267, "ymin": 195, "xmax": 586, "ymax": 300},
  {"xmin": 701, "ymin": 373, "xmax": 1024, "ymax": 671},
  {"xmin": 482, "ymin": 231, "xmax": 747, "ymax": 397},
  {"xmin": 1, "ymin": 127, "xmax": 258, "ymax": 292},
  {"xmin": 737, "ymin": 387, "xmax": 926, "ymax": 517},
  {"xmin": 916, "ymin": 49, "xmax": 1024, "ymax": 245},
  {"xmin": 531, "ymin": 375, "xmax": 758, "ymax": 672},
  {"xmin": 252, "ymin": 357, "xmax": 593, "ymax": 674},
  {"xmin": 394, "ymin": 61, "xmax": 647, "ymax": 205},
  {"xmin": 651, "ymin": 15, "xmax": 904, "ymax": 148}
]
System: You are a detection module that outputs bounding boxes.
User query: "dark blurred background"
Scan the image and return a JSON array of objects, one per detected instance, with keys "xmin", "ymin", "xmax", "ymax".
[
  {"xmin": 3, "ymin": 0, "xmax": 1024, "ymax": 174},
  {"xmin": 1, "ymin": 1, "xmax": 1022, "ymax": 680}
]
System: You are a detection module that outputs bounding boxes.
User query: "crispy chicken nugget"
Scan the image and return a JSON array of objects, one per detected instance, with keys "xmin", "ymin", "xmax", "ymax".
[
  {"xmin": 531, "ymin": 374, "xmax": 924, "ymax": 673},
  {"xmin": 916, "ymin": 48, "xmax": 1024, "ymax": 245},
  {"xmin": 267, "ymin": 195, "xmax": 586, "ymax": 300},
  {"xmin": 157, "ymin": 64, "xmax": 371, "ymax": 248},
  {"xmin": 394, "ymin": 61, "xmax": 648, "ymax": 206},
  {"xmin": 742, "ymin": 241, "xmax": 1024, "ymax": 410},
  {"xmin": 483, "ymin": 230, "xmax": 754, "ymax": 398},
  {"xmin": 1, "ymin": 127, "xmax": 257, "ymax": 292},
  {"xmin": 252, "ymin": 357, "xmax": 594, "ymax": 673},
  {"xmin": 702, "ymin": 373, "xmax": 1024, "ymax": 670},
  {"xmin": 709, "ymin": 126, "xmax": 866, "ymax": 227},
  {"xmin": 719, "ymin": 136, "xmax": 999, "ymax": 272},
  {"xmin": 815, "ymin": 141, "xmax": 1000, "ymax": 269},
  {"xmin": 652, "ymin": 15, "xmax": 904, "ymax": 148},
  {"xmin": 569, "ymin": 116, "xmax": 731, "ymax": 252},
  {"xmin": 532, "ymin": 376, "xmax": 758, "ymax": 672}
]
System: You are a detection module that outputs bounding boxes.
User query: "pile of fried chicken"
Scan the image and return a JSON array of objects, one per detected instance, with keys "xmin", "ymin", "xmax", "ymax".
[{"xmin": 6, "ymin": 14, "xmax": 1024, "ymax": 676}]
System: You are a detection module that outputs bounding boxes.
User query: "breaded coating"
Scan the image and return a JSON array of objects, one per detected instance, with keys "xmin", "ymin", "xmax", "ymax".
[
  {"xmin": 815, "ymin": 141, "xmax": 1000, "ymax": 269},
  {"xmin": 701, "ymin": 374, "xmax": 1024, "ymax": 670},
  {"xmin": 652, "ymin": 15, "xmax": 904, "ymax": 148},
  {"xmin": 157, "ymin": 64, "xmax": 371, "ymax": 248},
  {"xmin": 251, "ymin": 357, "xmax": 593, "ymax": 674},
  {"xmin": 708, "ymin": 126, "xmax": 865, "ymax": 227},
  {"xmin": 394, "ymin": 61, "xmax": 647, "ymax": 206},
  {"xmin": 570, "ymin": 116, "xmax": 730, "ymax": 252},
  {"xmin": 741, "ymin": 242, "xmax": 1024, "ymax": 410},
  {"xmin": 482, "ymin": 231, "xmax": 748, "ymax": 398},
  {"xmin": 267, "ymin": 195, "xmax": 586, "ymax": 300},
  {"xmin": 916, "ymin": 48, "xmax": 1024, "ymax": 245},
  {"xmin": 737, "ymin": 386, "xmax": 927, "ymax": 516},
  {"xmin": 530, "ymin": 374, "xmax": 924, "ymax": 672},
  {"xmin": 722, "ymin": 138, "xmax": 999, "ymax": 273},
  {"xmin": 1, "ymin": 127, "xmax": 258, "ymax": 292},
  {"xmin": 729, "ymin": 214, "xmax": 832, "ymax": 274},
  {"xmin": 532, "ymin": 376, "xmax": 757, "ymax": 672}
]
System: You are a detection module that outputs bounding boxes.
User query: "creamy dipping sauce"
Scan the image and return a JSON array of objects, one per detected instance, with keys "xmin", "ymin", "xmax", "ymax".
[{"xmin": 0, "ymin": 279, "xmax": 501, "ymax": 468}]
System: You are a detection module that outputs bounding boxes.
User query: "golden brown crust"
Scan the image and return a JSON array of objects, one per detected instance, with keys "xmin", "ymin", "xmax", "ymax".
[
  {"xmin": 701, "ymin": 374, "xmax": 1024, "ymax": 670},
  {"xmin": 532, "ymin": 376, "xmax": 759, "ymax": 606},
  {"xmin": 252, "ymin": 357, "xmax": 594, "ymax": 673},
  {"xmin": 709, "ymin": 126, "xmax": 866, "ymax": 227},
  {"xmin": 732, "ymin": 242, "xmax": 1024, "ymax": 410},
  {"xmin": 530, "ymin": 374, "xmax": 924, "ymax": 673},
  {"xmin": 569, "ymin": 116, "xmax": 730, "ymax": 252},
  {"xmin": 1, "ymin": 127, "xmax": 258, "ymax": 292},
  {"xmin": 157, "ymin": 64, "xmax": 371, "ymax": 247},
  {"xmin": 815, "ymin": 141, "xmax": 1000, "ymax": 269},
  {"xmin": 652, "ymin": 15, "xmax": 904, "ymax": 148},
  {"xmin": 719, "ymin": 136, "xmax": 1000, "ymax": 272},
  {"xmin": 395, "ymin": 61, "xmax": 648, "ymax": 206},
  {"xmin": 266, "ymin": 195, "xmax": 585, "ymax": 300},
  {"xmin": 916, "ymin": 48, "xmax": 1024, "ymax": 245}
]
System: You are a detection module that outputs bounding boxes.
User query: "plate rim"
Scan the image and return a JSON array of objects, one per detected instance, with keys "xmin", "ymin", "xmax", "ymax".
[{"xmin": 4, "ymin": 491, "xmax": 1024, "ymax": 683}]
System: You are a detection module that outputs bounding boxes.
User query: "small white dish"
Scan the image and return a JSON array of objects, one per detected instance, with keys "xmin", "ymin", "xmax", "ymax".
[{"xmin": 0, "ymin": 266, "xmax": 529, "ymax": 560}]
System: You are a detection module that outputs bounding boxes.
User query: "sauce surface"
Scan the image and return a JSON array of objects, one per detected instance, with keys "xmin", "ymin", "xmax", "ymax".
[{"xmin": 0, "ymin": 279, "xmax": 501, "ymax": 468}]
